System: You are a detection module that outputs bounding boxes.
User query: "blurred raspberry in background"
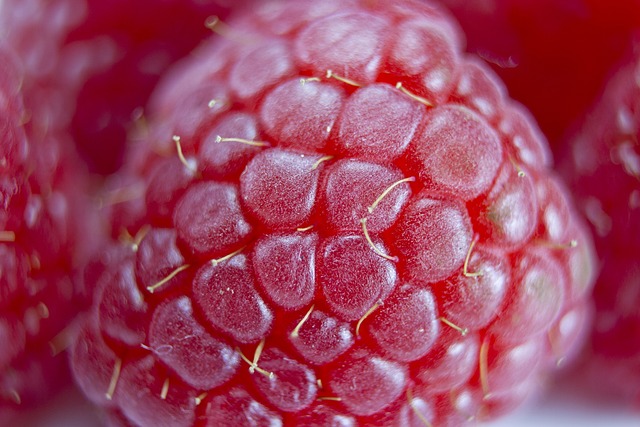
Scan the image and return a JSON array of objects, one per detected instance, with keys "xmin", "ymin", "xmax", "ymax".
[
  {"xmin": 436, "ymin": 0, "xmax": 640, "ymax": 152},
  {"xmin": 558, "ymin": 43, "xmax": 640, "ymax": 406},
  {"xmin": 0, "ymin": 0, "xmax": 251, "ymax": 175}
]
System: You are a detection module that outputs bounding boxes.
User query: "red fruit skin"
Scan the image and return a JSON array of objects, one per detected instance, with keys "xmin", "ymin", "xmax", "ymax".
[
  {"xmin": 559, "ymin": 48, "xmax": 640, "ymax": 404},
  {"xmin": 0, "ymin": 43, "xmax": 102, "ymax": 419},
  {"xmin": 435, "ymin": 0, "xmax": 640, "ymax": 153},
  {"xmin": 0, "ymin": 0, "xmax": 252, "ymax": 174},
  {"xmin": 71, "ymin": 0, "xmax": 596, "ymax": 425}
]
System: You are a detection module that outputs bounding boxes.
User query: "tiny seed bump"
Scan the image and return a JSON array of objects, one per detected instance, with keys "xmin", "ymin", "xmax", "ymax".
[
  {"xmin": 296, "ymin": 225, "xmax": 314, "ymax": 232},
  {"xmin": 509, "ymin": 156, "xmax": 526, "ymax": 178},
  {"xmin": 407, "ymin": 389, "xmax": 434, "ymax": 427},
  {"xmin": 195, "ymin": 392, "xmax": 208, "ymax": 405},
  {"xmin": 463, "ymin": 237, "xmax": 483, "ymax": 277},
  {"xmin": 479, "ymin": 339, "xmax": 490, "ymax": 398},
  {"xmin": 535, "ymin": 239, "xmax": 579, "ymax": 250},
  {"xmin": 300, "ymin": 77, "xmax": 321, "ymax": 85},
  {"xmin": 325, "ymin": 70, "xmax": 362, "ymax": 87},
  {"xmin": 237, "ymin": 340, "xmax": 274, "ymax": 379},
  {"xmin": 547, "ymin": 330, "xmax": 565, "ymax": 367},
  {"xmin": 48, "ymin": 323, "xmax": 75, "ymax": 356},
  {"xmin": 317, "ymin": 396, "xmax": 342, "ymax": 402},
  {"xmin": 368, "ymin": 176, "xmax": 415, "ymax": 214},
  {"xmin": 36, "ymin": 302, "xmax": 49, "ymax": 319},
  {"xmin": 131, "ymin": 225, "xmax": 151, "ymax": 252},
  {"xmin": 131, "ymin": 106, "xmax": 144, "ymax": 121},
  {"xmin": 106, "ymin": 358, "xmax": 123, "ymax": 400},
  {"xmin": 395, "ymin": 82, "xmax": 433, "ymax": 107},
  {"xmin": 147, "ymin": 264, "xmax": 190, "ymax": 294},
  {"xmin": 19, "ymin": 109, "xmax": 31, "ymax": 126},
  {"xmin": 204, "ymin": 15, "xmax": 254, "ymax": 44},
  {"xmin": 210, "ymin": 246, "xmax": 245, "ymax": 266},
  {"xmin": 291, "ymin": 304, "xmax": 315, "ymax": 338},
  {"xmin": 173, "ymin": 135, "xmax": 198, "ymax": 174},
  {"xmin": 0, "ymin": 230, "xmax": 16, "ymax": 242},
  {"xmin": 311, "ymin": 155, "xmax": 333, "ymax": 170},
  {"xmin": 253, "ymin": 339, "xmax": 265, "ymax": 366},
  {"xmin": 30, "ymin": 254, "xmax": 41, "ymax": 270},
  {"xmin": 237, "ymin": 348, "xmax": 254, "ymax": 370},
  {"xmin": 130, "ymin": 109, "xmax": 150, "ymax": 139},
  {"xmin": 204, "ymin": 15, "xmax": 220, "ymax": 29},
  {"xmin": 160, "ymin": 378, "xmax": 170, "ymax": 400},
  {"xmin": 118, "ymin": 229, "xmax": 135, "ymax": 247},
  {"xmin": 439, "ymin": 317, "xmax": 468, "ymax": 336},
  {"xmin": 100, "ymin": 184, "xmax": 146, "ymax": 208},
  {"xmin": 355, "ymin": 300, "xmax": 382, "ymax": 337},
  {"xmin": 360, "ymin": 218, "xmax": 398, "ymax": 262},
  {"xmin": 216, "ymin": 136, "xmax": 269, "ymax": 147},
  {"xmin": 9, "ymin": 390, "xmax": 21, "ymax": 405}
]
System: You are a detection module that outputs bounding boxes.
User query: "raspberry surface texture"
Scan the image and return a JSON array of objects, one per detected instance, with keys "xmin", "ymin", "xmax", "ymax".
[
  {"xmin": 71, "ymin": 0, "xmax": 596, "ymax": 425},
  {"xmin": 435, "ymin": 0, "xmax": 640, "ymax": 152},
  {"xmin": 0, "ymin": 0, "xmax": 251, "ymax": 174},
  {"xmin": 559, "ymin": 47, "xmax": 640, "ymax": 405},
  {"xmin": 0, "ymin": 42, "xmax": 98, "ymax": 421}
]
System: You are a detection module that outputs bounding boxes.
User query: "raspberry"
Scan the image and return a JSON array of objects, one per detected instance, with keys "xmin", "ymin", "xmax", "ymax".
[
  {"xmin": 0, "ymin": 43, "xmax": 98, "ymax": 419},
  {"xmin": 435, "ymin": 0, "xmax": 640, "ymax": 151},
  {"xmin": 71, "ymin": 0, "xmax": 596, "ymax": 425},
  {"xmin": 0, "ymin": 0, "xmax": 251, "ymax": 174},
  {"xmin": 558, "ymin": 48, "xmax": 640, "ymax": 404}
]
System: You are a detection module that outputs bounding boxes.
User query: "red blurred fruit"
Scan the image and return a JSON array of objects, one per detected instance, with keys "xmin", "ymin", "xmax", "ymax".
[
  {"xmin": 70, "ymin": 0, "xmax": 596, "ymax": 425},
  {"xmin": 559, "ymin": 45, "xmax": 640, "ymax": 405},
  {"xmin": 0, "ymin": 0, "xmax": 251, "ymax": 175},
  {"xmin": 0, "ymin": 43, "xmax": 100, "ymax": 420},
  {"xmin": 435, "ymin": 0, "xmax": 640, "ymax": 152}
]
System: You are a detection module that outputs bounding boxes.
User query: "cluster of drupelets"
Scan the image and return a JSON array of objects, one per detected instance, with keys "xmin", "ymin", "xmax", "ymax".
[{"xmin": 1, "ymin": 0, "xmax": 639, "ymax": 425}]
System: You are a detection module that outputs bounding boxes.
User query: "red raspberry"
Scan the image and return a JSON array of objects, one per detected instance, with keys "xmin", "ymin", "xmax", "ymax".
[
  {"xmin": 0, "ymin": 0, "xmax": 251, "ymax": 174},
  {"xmin": 71, "ymin": 0, "xmax": 596, "ymax": 425},
  {"xmin": 435, "ymin": 0, "xmax": 640, "ymax": 152},
  {"xmin": 558, "ymin": 47, "xmax": 640, "ymax": 405},
  {"xmin": 0, "ymin": 43, "xmax": 99, "ymax": 420}
]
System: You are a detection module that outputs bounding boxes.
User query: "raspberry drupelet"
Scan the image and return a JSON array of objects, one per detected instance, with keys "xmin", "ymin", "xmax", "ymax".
[{"xmin": 70, "ymin": 1, "xmax": 596, "ymax": 425}]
